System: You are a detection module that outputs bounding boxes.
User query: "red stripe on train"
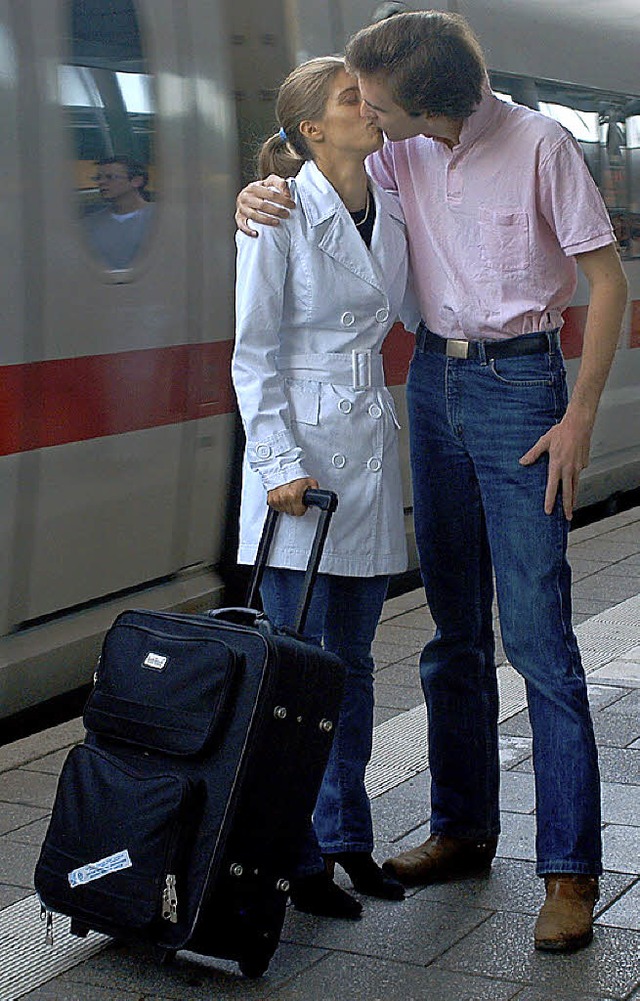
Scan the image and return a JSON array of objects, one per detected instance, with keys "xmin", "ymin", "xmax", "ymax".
[
  {"xmin": 0, "ymin": 341, "xmax": 236, "ymax": 457},
  {"xmin": 1, "ymin": 303, "xmax": 637, "ymax": 456}
]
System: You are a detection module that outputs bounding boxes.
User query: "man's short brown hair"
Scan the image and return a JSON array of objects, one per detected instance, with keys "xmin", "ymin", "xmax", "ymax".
[{"xmin": 346, "ymin": 11, "xmax": 486, "ymax": 120}]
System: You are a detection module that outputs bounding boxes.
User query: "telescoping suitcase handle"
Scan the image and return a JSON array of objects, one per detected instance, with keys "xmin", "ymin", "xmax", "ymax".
[{"xmin": 246, "ymin": 488, "xmax": 338, "ymax": 635}]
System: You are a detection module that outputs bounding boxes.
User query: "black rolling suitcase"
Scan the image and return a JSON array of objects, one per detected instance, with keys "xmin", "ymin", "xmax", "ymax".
[{"xmin": 35, "ymin": 489, "xmax": 345, "ymax": 978}]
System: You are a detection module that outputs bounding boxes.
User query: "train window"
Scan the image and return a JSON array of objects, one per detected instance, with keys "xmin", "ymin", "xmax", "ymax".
[
  {"xmin": 491, "ymin": 72, "xmax": 640, "ymax": 261},
  {"xmin": 60, "ymin": 0, "xmax": 156, "ymax": 270}
]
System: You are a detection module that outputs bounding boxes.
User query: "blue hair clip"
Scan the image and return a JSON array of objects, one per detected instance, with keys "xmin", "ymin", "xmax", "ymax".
[{"xmin": 278, "ymin": 126, "xmax": 287, "ymax": 142}]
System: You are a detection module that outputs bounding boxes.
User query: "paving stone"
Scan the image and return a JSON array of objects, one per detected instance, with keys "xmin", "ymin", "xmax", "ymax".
[
  {"xmin": 372, "ymin": 640, "xmax": 426, "ymax": 667},
  {"xmin": 587, "ymin": 683, "xmax": 630, "ymax": 711},
  {"xmin": 499, "ymin": 771, "xmax": 536, "ymax": 814},
  {"xmin": 434, "ymin": 911, "xmax": 640, "ymax": 997},
  {"xmin": 0, "ymin": 719, "xmax": 84, "ymax": 774},
  {"xmin": 573, "ymin": 598, "xmax": 612, "ymax": 618},
  {"xmin": 600, "ymin": 782, "xmax": 640, "ymax": 826},
  {"xmin": 18, "ymin": 984, "xmax": 145, "ymax": 1000},
  {"xmin": 282, "ymin": 892, "xmax": 492, "ymax": 967},
  {"xmin": 0, "ymin": 802, "xmax": 48, "ymax": 837},
  {"xmin": 573, "ymin": 573, "xmax": 640, "ymax": 604},
  {"xmin": 499, "ymin": 736, "xmax": 533, "ymax": 769},
  {"xmin": 603, "ymin": 689, "xmax": 640, "ymax": 717},
  {"xmin": 382, "ymin": 608, "xmax": 434, "ymax": 631},
  {"xmin": 0, "ymin": 837, "xmax": 40, "ymax": 888},
  {"xmin": 569, "ymin": 539, "xmax": 637, "ymax": 562},
  {"xmin": 499, "ymin": 709, "xmax": 532, "ymax": 739},
  {"xmin": 495, "ymin": 812, "xmax": 536, "ymax": 863},
  {"xmin": 568, "ymin": 557, "xmax": 606, "ymax": 581},
  {"xmin": 374, "ymin": 661, "xmax": 422, "ymax": 689},
  {"xmin": 597, "ymin": 879, "xmax": 640, "ymax": 931},
  {"xmin": 22, "ymin": 750, "xmax": 70, "ymax": 776},
  {"xmin": 379, "ymin": 593, "xmax": 429, "ymax": 621},
  {"xmin": 602, "ymin": 825, "xmax": 640, "ymax": 874},
  {"xmin": 594, "ymin": 746, "xmax": 640, "ymax": 784},
  {"xmin": 373, "ymin": 705, "xmax": 400, "ymax": 727},
  {"xmin": 591, "ymin": 713, "xmax": 639, "ymax": 748},
  {"xmin": 0, "ymin": 770, "xmax": 59, "ymax": 809},
  {"xmin": 589, "ymin": 661, "xmax": 640, "ymax": 687},
  {"xmin": 0, "ymin": 884, "xmax": 30, "ymax": 908},
  {"xmin": 373, "ymin": 683, "xmax": 423, "ymax": 711},
  {"xmin": 6, "ymin": 817, "xmax": 51, "ymax": 847},
  {"xmin": 268, "ymin": 952, "xmax": 521, "ymax": 1001},
  {"xmin": 375, "ymin": 623, "xmax": 432, "ymax": 648},
  {"xmin": 370, "ymin": 771, "xmax": 430, "ymax": 844},
  {"xmin": 513, "ymin": 989, "xmax": 611, "ymax": 1001}
]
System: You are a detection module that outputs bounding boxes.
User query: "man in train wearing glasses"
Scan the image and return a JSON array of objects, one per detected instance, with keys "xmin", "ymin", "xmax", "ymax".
[{"xmin": 235, "ymin": 11, "xmax": 628, "ymax": 953}]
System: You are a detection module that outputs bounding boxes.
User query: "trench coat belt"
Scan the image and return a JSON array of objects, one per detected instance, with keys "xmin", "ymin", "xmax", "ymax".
[{"xmin": 277, "ymin": 350, "xmax": 386, "ymax": 390}]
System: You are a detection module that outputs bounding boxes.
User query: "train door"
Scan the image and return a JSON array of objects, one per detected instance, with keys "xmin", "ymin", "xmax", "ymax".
[{"xmin": 7, "ymin": 0, "xmax": 236, "ymax": 628}]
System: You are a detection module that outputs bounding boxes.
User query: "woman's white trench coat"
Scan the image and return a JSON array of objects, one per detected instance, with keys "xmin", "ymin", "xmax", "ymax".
[{"xmin": 233, "ymin": 159, "xmax": 409, "ymax": 577}]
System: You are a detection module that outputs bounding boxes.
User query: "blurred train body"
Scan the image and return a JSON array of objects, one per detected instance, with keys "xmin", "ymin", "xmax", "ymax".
[{"xmin": 1, "ymin": 0, "xmax": 639, "ymax": 720}]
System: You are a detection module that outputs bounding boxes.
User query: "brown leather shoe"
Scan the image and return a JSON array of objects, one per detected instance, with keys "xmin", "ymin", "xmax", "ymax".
[
  {"xmin": 534, "ymin": 875, "xmax": 600, "ymax": 952},
  {"xmin": 382, "ymin": 834, "xmax": 498, "ymax": 887}
]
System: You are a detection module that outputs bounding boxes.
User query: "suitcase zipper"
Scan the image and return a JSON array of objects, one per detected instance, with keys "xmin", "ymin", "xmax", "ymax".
[{"xmin": 161, "ymin": 874, "xmax": 178, "ymax": 924}]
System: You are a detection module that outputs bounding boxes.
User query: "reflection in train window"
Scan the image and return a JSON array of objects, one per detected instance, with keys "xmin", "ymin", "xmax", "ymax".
[
  {"xmin": 491, "ymin": 72, "xmax": 640, "ymax": 260},
  {"xmin": 60, "ymin": 0, "xmax": 156, "ymax": 269}
]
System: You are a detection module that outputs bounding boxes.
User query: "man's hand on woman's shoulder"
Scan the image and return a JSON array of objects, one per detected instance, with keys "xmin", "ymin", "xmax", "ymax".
[{"xmin": 235, "ymin": 176, "xmax": 296, "ymax": 236}]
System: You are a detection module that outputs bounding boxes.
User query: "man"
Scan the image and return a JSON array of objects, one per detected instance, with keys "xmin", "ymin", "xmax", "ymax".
[
  {"xmin": 235, "ymin": 11, "xmax": 628, "ymax": 952},
  {"xmin": 83, "ymin": 156, "xmax": 153, "ymax": 269}
]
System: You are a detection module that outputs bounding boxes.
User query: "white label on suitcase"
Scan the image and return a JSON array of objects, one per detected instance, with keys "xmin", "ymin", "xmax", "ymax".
[
  {"xmin": 68, "ymin": 849, "xmax": 132, "ymax": 887},
  {"xmin": 143, "ymin": 652, "xmax": 168, "ymax": 670}
]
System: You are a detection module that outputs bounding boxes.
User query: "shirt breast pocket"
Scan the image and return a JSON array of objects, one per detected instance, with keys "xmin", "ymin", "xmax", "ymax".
[{"xmin": 478, "ymin": 207, "xmax": 530, "ymax": 273}]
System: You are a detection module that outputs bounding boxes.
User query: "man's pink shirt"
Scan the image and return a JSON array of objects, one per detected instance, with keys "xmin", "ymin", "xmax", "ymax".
[{"xmin": 367, "ymin": 89, "xmax": 614, "ymax": 339}]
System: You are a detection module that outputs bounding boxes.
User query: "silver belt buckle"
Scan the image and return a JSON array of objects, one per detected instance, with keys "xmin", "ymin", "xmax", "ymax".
[
  {"xmin": 446, "ymin": 339, "xmax": 470, "ymax": 359},
  {"xmin": 352, "ymin": 349, "xmax": 372, "ymax": 389}
]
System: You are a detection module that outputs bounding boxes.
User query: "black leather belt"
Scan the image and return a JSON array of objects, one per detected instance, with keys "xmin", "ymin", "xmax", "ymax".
[{"xmin": 415, "ymin": 322, "xmax": 560, "ymax": 360}]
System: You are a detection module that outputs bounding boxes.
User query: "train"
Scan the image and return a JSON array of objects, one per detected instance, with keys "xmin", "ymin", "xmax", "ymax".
[{"xmin": 1, "ymin": 0, "xmax": 639, "ymax": 722}]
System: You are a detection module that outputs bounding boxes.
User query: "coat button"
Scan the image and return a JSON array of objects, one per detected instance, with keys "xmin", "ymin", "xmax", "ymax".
[
  {"xmin": 256, "ymin": 444, "xmax": 272, "ymax": 459},
  {"xmin": 375, "ymin": 307, "xmax": 389, "ymax": 323},
  {"xmin": 341, "ymin": 311, "xmax": 355, "ymax": 327},
  {"xmin": 367, "ymin": 457, "xmax": 382, "ymax": 472},
  {"xmin": 368, "ymin": 403, "xmax": 382, "ymax": 419},
  {"xmin": 338, "ymin": 399, "xmax": 352, "ymax": 414},
  {"xmin": 332, "ymin": 453, "xmax": 347, "ymax": 468}
]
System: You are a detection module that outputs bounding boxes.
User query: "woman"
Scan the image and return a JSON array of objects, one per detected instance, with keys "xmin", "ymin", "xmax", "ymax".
[{"xmin": 232, "ymin": 57, "xmax": 408, "ymax": 919}]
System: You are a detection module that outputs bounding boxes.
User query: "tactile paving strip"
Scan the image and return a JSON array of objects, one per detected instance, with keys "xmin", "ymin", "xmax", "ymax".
[{"xmin": 0, "ymin": 895, "xmax": 107, "ymax": 1001}]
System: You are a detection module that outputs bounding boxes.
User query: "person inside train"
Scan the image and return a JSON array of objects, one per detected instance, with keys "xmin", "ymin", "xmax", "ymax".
[
  {"xmin": 234, "ymin": 12, "xmax": 628, "ymax": 952},
  {"xmin": 232, "ymin": 55, "xmax": 410, "ymax": 919},
  {"xmin": 83, "ymin": 155, "xmax": 153, "ymax": 269}
]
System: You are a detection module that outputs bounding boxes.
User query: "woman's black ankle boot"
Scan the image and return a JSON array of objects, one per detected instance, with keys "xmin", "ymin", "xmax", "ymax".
[
  {"xmin": 327, "ymin": 852, "xmax": 405, "ymax": 900},
  {"xmin": 289, "ymin": 870, "xmax": 363, "ymax": 919}
]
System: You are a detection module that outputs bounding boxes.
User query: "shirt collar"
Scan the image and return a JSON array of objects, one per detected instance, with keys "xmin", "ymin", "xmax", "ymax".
[{"xmin": 456, "ymin": 84, "xmax": 508, "ymax": 149}]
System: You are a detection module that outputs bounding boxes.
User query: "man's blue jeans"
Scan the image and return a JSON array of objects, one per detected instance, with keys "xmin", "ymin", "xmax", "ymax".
[
  {"xmin": 406, "ymin": 332, "xmax": 602, "ymax": 876},
  {"xmin": 261, "ymin": 568, "xmax": 389, "ymax": 876}
]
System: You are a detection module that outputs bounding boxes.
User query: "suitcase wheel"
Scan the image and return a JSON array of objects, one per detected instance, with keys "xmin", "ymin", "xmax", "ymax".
[
  {"xmin": 70, "ymin": 919, "xmax": 90, "ymax": 938},
  {"xmin": 238, "ymin": 951, "xmax": 270, "ymax": 979}
]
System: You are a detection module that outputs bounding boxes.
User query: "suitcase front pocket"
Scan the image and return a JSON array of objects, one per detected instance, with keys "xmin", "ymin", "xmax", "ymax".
[
  {"xmin": 84, "ymin": 617, "xmax": 241, "ymax": 754},
  {"xmin": 35, "ymin": 745, "xmax": 199, "ymax": 935}
]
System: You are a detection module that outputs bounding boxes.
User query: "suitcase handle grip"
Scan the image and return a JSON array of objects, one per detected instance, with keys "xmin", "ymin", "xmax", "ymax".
[
  {"xmin": 245, "ymin": 489, "xmax": 338, "ymax": 634},
  {"xmin": 302, "ymin": 488, "xmax": 338, "ymax": 513}
]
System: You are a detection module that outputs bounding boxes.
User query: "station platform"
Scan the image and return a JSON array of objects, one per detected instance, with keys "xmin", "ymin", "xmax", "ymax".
[{"xmin": 1, "ymin": 506, "xmax": 639, "ymax": 1001}]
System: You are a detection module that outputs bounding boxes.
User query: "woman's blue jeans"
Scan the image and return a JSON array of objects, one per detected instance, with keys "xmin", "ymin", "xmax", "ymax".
[
  {"xmin": 261, "ymin": 568, "xmax": 389, "ymax": 876},
  {"xmin": 406, "ymin": 332, "xmax": 602, "ymax": 876}
]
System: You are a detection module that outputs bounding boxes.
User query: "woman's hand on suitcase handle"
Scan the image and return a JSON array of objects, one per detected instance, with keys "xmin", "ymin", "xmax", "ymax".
[{"xmin": 267, "ymin": 477, "xmax": 319, "ymax": 516}]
